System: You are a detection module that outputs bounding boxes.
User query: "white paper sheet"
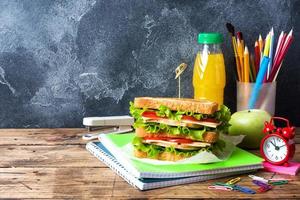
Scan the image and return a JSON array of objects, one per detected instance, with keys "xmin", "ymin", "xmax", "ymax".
[{"xmin": 120, "ymin": 134, "xmax": 245, "ymax": 165}]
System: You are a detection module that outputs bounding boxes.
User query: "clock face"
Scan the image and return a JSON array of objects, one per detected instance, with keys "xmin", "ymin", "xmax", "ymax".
[{"xmin": 263, "ymin": 135, "xmax": 288, "ymax": 163}]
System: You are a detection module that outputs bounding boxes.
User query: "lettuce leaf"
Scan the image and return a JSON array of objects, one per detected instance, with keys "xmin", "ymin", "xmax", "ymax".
[
  {"xmin": 144, "ymin": 122, "xmax": 206, "ymax": 141},
  {"xmin": 132, "ymin": 136, "xmax": 225, "ymax": 159},
  {"xmin": 129, "ymin": 101, "xmax": 231, "ymax": 136},
  {"xmin": 132, "ymin": 136, "xmax": 203, "ymax": 158},
  {"xmin": 213, "ymin": 105, "xmax": 231, "ymax": 133}
]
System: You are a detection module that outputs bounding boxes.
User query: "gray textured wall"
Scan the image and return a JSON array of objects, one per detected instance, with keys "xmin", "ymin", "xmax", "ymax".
[{"xmin": 0, "ymin": 0, "xmax": 299, "ymax": 127}]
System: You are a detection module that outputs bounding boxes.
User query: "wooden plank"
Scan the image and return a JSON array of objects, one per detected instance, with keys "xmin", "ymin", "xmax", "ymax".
[
  {"xmin": 111, "ymin": 171, "xmax": 300, "ymax": 198},
  {"xmin": 1, "ymin": 143, "xmax": 299, "ymax": 168},
  {"xmin": 0, "ymin": 129, "xmax": 87, "ymax": 145},
  {"xmin": 0, "ymin": 128, "xmax": 299, "ymax": 146},
  {"xmin": 0, "ymin": 168, "xmax": 299, "ymax": 199},
  {"xmin": 0, "ymin": 145, "xmax": 106, "ymax": 168},
  {"xmin": 0, "ymin": 167, "xmax": 115, "ymax": 199},
  {"xmin": 1, "ymin": 128, "xmax": 300, "ymax": 199}
]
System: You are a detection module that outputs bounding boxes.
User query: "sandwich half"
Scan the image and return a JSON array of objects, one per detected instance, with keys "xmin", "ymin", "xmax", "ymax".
[{"xmin": 129, "ymin": 97, "xmax": 231, "ymax": 161}]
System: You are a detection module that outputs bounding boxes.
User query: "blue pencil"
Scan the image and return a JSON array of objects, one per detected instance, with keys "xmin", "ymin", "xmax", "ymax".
[{"xmin": 248, "ymin": 56, "xmax": 270, "ymax": 109}]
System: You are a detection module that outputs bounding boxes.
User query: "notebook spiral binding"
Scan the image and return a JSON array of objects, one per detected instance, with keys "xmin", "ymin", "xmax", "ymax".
[{"xmin": 86, "ymin": 142, "xmax": 139, "ymax": 189}]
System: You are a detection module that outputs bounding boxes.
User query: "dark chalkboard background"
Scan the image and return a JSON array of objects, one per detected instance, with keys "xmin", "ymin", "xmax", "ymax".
[{"xmin": 0, "ymin": 0, "xmax": 299, "ymax": 127}]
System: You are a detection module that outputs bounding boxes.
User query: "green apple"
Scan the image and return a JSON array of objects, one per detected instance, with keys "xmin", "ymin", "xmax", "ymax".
[{"xmin": 228, "ymin": 109, "xmax": 271, "ymax": 149}]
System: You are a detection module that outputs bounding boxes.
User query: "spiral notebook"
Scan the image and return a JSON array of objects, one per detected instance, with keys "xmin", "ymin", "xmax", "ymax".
[
  {"xmin": 97, "ymin": 133, "xmax": 263, "ymax": 179},
  {"xmin": 86, "ymin": 141, "xmax": 258, "ymax": 190}
]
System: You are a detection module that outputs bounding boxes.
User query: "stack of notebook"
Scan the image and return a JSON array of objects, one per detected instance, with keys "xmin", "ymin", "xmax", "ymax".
[{"xmin": 86, "ymin": 133, "xmax": 263, "ymax": 190}]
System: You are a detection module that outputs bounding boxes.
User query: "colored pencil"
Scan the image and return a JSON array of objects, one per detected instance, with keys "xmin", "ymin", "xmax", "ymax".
[
  {"xmin": 258, "ymin": 34, "xmax": 263, "ymax": 52},
  {"xmin": 248, "ymin": 56, "xmax": 270, "ymax": 109},
  {"xmin": 237, "ymin": 32, "xmax": 244, "ymax": 50},
  {"xmin": 250, "ymin": 54, "xmax": 256, "ymax": 80},
  {"xmin": 273, "ymin": 32, "xmax": 287, "ymax": 68},
  {"xmin": 254, "ymin": 41, "xmax": 260, "ymax": 73},
  {"xmin": 267, "ymin": 28, "xmax": 274, "ymax": 80},
  {"xmin": 273, "ymin": 31, "xmax": 284, "ymax": 69},
  {"xmin": 225, "ymin": 25, "xmax": 293, "ymax": 84},
  {"xmin": 269, "ymin": 29, "xmax": 293, "ymax": 82},
  {"xmin": 232, "ymin": 38, "xmax": 242, "ymax": 81},
  {"xmin": 237, "ymin": 39, "xmax": 244, "ymax": 81},
  {"xmin": 249, "ymin": 55, "xmax": 254, "ymax": 82},
  {"xmin": 226, "ymin": 23, "xmax": 241, "ymax": 81},
  {"xmin": 269, "ymin": 29, "xmax": 293, "ymax": 81},
  {"xmin": 263, "ymin": 33, "xmax": 271, "ymax": 57},
  {"xmin": 273, "ymin": 33, "xmax": 287, "ymax": 69},
  {"xmin": 259, "ymin": 34, "xmax": 264, "ymax": 65},
  {"xmin": 244, "ymin": 46, "xmax": 250, "ymax": 82}
]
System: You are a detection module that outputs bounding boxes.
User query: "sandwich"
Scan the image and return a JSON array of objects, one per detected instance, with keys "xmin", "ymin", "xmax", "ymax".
[{"xmin": 129, "ymin": 97, "xmax": 231, "ymax": 161}]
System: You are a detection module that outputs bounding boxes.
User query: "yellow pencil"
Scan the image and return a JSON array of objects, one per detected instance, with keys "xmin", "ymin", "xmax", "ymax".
[
  {"xmin": 264, "ymin": 33, "xmax": 271, "ymax": 57},
  {"xmin": 237, "ymin": 39, "xmax": 244, "ymax": 82},
  {"xmin": 244, "ymin": 46, "xmax": 249, "ymax": 82}
]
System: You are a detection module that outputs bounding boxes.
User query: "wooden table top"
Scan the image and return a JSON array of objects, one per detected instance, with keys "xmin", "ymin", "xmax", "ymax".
[{"xmin": 0, "ymin": 128, "xmax": 299, "ymax": 199}]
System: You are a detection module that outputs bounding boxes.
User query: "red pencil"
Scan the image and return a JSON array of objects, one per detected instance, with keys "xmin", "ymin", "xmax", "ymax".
[
  {"xmin": 254, "ymin": 41, "xmax": 260, "ymax": 74},
  {"xmin": 272, "ymin": 31, "xmax": 291, "ymax": 73},
  {"xmin": 268, "ymin": 30, "xmax": 293, "ymax": 82},
  {"xmin": 272, "ymin": 32, "xmax": 284, "ymax": 67},
  {"xmin": 272, "ymin": 33, "xmax": 287, "ymax": 70}
]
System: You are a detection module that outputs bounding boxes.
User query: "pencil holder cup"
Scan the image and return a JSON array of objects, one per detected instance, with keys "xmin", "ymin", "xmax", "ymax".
[{"xmin": 236, "ymin": 81, "xmax": 277, "ymax": 116}]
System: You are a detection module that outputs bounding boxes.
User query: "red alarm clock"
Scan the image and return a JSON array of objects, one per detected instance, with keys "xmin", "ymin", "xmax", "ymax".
[{"xmin": 260, "ymin": 117, "xmax": 295, "ymax": 166}]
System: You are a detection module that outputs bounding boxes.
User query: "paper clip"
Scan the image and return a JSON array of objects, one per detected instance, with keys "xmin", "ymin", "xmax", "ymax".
[
  {"xmin": 226, "ymin": 177, "xmax": 241, "ymax": 185},
  {"xmin": 269, "ymin": 180, "xmax": 288, "ymax": 185},
  {"xmin": 252, "ymin": 180, "xmax": 272, "ymax": 193},
  {"xmin": 269, "ymin": 178, "xmax": 292, "ymax": 181},
  {"xmin": 252, "ymin": 180, "xmax": 269, "ymax": 188},
  {"xmin": 233, "ymin": 185, "xmax": 256, "ymax": 194},
  {"xmin": 248, "ymin": 174, "xmax": 268, "ymax": 183},
  {"xmin": 258, "ymin": 185, "xmax": 272, "ymax": 193},
  {"xmin": 214, "ymin": 182, "xmax": 232, "ymax": 187},
  {"xmin": 208, "ymin": 185, "xmax": 233, "ymax": 191}
]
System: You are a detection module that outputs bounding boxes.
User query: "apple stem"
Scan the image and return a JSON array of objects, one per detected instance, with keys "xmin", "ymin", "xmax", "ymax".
[{"xmin": 248, "ymin": 110, "xmax": 251, "ymax": 113}]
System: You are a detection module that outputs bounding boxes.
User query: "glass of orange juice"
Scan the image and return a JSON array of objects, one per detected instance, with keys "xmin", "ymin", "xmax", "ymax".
[{"xmin": 193, "ymin": 33, "xmax": 226, "ymax": 106}]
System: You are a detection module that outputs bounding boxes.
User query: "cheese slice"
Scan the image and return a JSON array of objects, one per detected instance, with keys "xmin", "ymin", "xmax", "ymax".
[
  {"xmin": 143, "ymin": 117, "xmax": 220, "ymax": 128},
  {"xmin": 143, "ymin": 139, "xmax": 211, "ymax": 150}
]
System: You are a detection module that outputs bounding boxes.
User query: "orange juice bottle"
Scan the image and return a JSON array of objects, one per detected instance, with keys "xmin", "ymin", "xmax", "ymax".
[{"xmin": 193, "ymin": 33, "xmax": 226, "ymax": 106}]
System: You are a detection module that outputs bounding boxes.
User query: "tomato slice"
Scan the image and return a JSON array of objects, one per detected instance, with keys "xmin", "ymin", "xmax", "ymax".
[
  {"xmin": 201, "ymin": 118, "xmax": 218, "ymax": 123},
  {"xmin": 142, "ymin": 111, "xmax": 218, "ymax": 124},
  {"xmin": 182, "ymin": 115, "xmax": 218, "ymax": 123},
  {"xmin": 181, "ymin": 115, "xmax": 198, "ymax": 121},
  {"xmin": 143, "ymin": 136, "xmax": 193, "ymax": 144},
  {"xmin": 142, "ymin": 111, "xmax": 161, "ymax": 119}
]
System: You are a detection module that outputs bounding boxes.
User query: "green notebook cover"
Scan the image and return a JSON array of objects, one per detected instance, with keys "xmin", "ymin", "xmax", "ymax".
[{"xmin": 99, "ymin": 133, "xmax": 263, "ymax": 178}]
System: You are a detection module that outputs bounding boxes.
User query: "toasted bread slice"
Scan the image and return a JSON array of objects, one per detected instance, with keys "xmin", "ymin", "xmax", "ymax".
[
  {"xmin": 134, "ymin": 148, "xmax": 189, "ymax": 161},
  {"xmin": 134, "ymin": 97, "xmax": 218, "ymax": 115},
  {"xmin": 135, "ymin": 127, "xmax": 219, "ymax": 143}
]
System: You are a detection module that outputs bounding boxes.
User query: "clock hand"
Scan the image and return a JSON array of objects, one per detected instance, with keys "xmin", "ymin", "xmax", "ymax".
[
  {"xmin": 273, "ymin": 138, "xmax": 277, "ymax": 146},
  {"xmin": 278, "ymin": 144, "xmax": 286, "ymax": 148},
  {"xmin": 270, "ymin": 141, "xmax": 277, "ymax": 147}
]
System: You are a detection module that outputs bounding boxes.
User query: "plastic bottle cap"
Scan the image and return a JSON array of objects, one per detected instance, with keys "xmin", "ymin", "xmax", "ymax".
[{"xmin": 198, "ymin": 33, "xmax": 223, "ymax": 44}]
